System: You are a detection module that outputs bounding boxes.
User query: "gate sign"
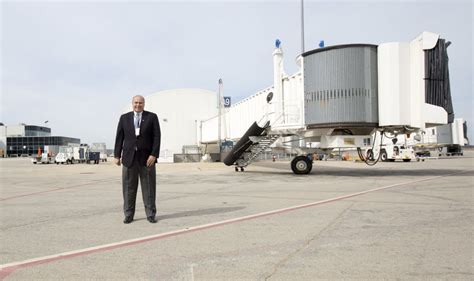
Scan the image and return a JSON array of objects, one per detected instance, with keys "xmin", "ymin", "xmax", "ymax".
[{"xmin": 223, "ymin": 96, "xmax": 231, "ymax": 108}]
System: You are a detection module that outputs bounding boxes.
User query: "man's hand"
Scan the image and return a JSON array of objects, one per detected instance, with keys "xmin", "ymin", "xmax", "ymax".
[
  {"xmin": 114, "ymin": 157, "xmax": 121, "ymax": 166},
  {"xmin": 146, "ymin": 155, "xmax": 157, "ymax": 167}
]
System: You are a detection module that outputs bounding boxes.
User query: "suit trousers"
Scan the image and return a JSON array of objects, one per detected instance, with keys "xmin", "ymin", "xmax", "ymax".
[{"xmin": 122, "ymin": 156, "xmax": 157, "ymax": 218}]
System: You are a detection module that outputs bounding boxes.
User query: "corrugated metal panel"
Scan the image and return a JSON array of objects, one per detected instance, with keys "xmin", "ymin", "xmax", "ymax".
[{"xmin": 303, "ymin": 45, "xmax": 378, "ymax": 127}]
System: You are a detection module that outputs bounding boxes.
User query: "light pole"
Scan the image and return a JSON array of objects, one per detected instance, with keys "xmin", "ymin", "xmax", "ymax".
[
  {"xmin": 195, "ymin": 119, "xmax": 198, "ymax": 145},
  {"xmin": 43, "ymin": 120, "xmax": 50, "ymax": 155},
  {"xmin": 217, "ymin": 79, "xmax": 223, "ymax": 153},
  {"xmin": 301, "ymin": 0, "xmax": 305, "ymax": 54},
  {"xmin": 4, "ymin": 125, "xmax": 8, "ymax": 157},
  {"xmin": 44, "ymin": 120, "xmax": 49, "ymax": 135}
]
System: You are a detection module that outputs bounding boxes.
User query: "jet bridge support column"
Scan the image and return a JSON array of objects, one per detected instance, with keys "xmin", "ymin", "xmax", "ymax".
[{"xmin": 271, "ymin": 41, "xmax": 284, "ymax": 126}]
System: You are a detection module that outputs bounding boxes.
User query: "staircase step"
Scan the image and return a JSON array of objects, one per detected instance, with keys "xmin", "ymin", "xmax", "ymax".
[{"xmin": 240, "ymin": 135, "xmax": 280, "ymax": 167}]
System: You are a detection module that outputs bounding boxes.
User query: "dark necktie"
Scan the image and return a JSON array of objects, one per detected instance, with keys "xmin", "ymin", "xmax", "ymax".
[{"xmin": 135, "ymin": 114, "xmax": 141, "ymax": 128}]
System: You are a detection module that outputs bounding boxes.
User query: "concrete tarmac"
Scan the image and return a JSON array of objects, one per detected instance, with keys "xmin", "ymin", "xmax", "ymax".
[{"xmin": 0, "ymin": 152, "xmax": 473, "ymax": 280}]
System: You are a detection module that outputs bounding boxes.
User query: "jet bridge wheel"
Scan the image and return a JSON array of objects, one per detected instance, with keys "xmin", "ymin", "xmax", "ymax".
[
  {"xmin": 291, "ymin": 156, "xmax": 313, "ymax": 175},
  {"xmin": 235, "ymin": 166, "xmax": 245, "ymax": 172}
]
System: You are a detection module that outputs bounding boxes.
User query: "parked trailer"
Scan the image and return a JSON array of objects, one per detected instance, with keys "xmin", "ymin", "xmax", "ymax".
[
  {"xmin": 406, "ymin": 118, "xmax": 467, "ymax": 158},
  {"xmin": 73, "ymin": 146, "xmax": 89, "ymax": 163},
  {"xmin": 435, "ymin": 118, "xmax": 467, "ymax": 156},
  {"xmin": 90, "ymin": 143, "xmax": 107, "ymax": 162},
  {"xmin": 88, "ymin": 152, "xmax": 100, "ymax": 164},
  {"xmin": 437, "ymin": 144, "xmax": 463, "ymax": 156}
]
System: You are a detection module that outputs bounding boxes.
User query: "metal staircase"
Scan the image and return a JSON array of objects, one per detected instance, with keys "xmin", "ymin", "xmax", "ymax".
[{"xmin": 235, "ymin": 134, "xmax": 280, "ymax": 169}]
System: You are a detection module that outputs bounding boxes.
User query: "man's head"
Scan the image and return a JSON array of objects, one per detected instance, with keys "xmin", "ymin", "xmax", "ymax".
[{"xmin": 132, "ymin": 95, "xmax": 145, "ymax": 113}]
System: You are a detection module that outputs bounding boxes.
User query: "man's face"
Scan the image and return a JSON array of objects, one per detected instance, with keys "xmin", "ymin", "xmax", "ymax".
[{"xmin": 132, "ymin": 96, "xmax": 145, "ymax": 112}]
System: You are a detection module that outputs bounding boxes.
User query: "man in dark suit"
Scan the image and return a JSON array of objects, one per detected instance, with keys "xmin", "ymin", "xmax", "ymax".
[{"xmin": 114, "ymin": 95, "xmax": 161, "ymax": 224}]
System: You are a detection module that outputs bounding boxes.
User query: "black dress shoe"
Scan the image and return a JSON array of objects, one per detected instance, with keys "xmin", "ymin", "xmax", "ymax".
[
  {"xmin": 123, "ymin": 216, "xmax": 133, "ymax": 224},
  {"xmin": 147, "ymin": 216, "xmax": 157, "ymax": 223}
]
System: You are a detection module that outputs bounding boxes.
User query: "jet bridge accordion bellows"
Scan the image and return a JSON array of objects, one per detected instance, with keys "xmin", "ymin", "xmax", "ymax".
[
  {"xmin": 302, "ymin": 44, "xmax": 379, "ymax": 128},
  {"xmin": 424, "ymin": 38, "xmax": 454, "ymax": 124}
]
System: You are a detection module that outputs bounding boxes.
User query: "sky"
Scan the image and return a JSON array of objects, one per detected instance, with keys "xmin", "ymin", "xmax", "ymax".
[{"xmin": 1, "ymin": 0, "xmax": 473, "ymax": 148}]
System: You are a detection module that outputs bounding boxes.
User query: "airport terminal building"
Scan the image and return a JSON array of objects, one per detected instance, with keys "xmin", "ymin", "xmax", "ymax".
[{"xmin": 0, "ymin": 124, "xmax": 80, "ymax": 157}]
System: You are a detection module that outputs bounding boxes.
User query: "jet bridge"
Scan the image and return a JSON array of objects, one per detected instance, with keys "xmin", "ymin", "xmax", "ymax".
[{"xmin": 222, "ymin": 31, "xmax": 454, "ymax": 174}]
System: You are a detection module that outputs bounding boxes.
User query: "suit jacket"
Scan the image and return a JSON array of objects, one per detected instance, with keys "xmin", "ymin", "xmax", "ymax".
[{"xmin": 114, "ymin": 110, "xmax": 161, "ymax": 167}]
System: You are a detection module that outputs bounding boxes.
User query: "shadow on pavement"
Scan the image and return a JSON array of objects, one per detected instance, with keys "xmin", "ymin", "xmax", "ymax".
[
  {"xmin": 243, "ymin": 164, "xmax": 472, "ymax": 177},
  {"xmin": 158, "ymin": 206, "xmax": 245, "ymax": 221}
]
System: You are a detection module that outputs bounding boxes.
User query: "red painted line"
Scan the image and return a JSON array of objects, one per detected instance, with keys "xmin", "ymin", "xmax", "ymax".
[{"xmin": 0, "ymin": 170, "xmax": 469, "ymax": 280}]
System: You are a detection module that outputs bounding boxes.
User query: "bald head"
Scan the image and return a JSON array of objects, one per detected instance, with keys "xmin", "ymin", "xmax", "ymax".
[{"xmin": 132, "ymin": 95, "xmax": 145, "ymax": 113}]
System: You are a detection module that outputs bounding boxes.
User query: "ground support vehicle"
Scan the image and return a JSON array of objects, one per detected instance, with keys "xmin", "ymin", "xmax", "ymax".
[
  {"xmin": 88, "ymin": 152, "xmax": 100, "ymax": 164},
  {"xmin": 100, "ymin": 153, "xmax": 107, "ymax": 162},
  {"xmin": 31, "ymin": 153, "xmax": 55, "ymax": 164},
  {"xmin": 55, "ymin": 146, "xmax": 74, "ymax": 164},
  {"xmin": 73, "ymin": 146, "xmax": 89, "ymax": 163},
  {"xmin": 90, "ymin": 143, "xmax": 108, "ymax": 162},
  {"xmin": 373, "ymin": 145, "xmax": 416, "ymax": 162}
]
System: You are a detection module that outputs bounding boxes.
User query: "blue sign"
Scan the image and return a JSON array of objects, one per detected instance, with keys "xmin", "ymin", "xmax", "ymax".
[
  {"xmin": 223, "ymin": 96, "xmax": 231, "ymax": 107},
  {"xmin": 319, "ymin": 40, "xmax": 325, "ymax": 48}
]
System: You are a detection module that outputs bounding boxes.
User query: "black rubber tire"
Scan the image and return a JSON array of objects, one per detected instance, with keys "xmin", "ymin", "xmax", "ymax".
[
  {"xmin": 291, "ymin": 156, "xmax": 312, "ymax": 175},
  {"xmin": 380, "ymin": 150, "xmax": 388, "ymax": 162},
  {"xmin": 366, "ymin": 149, "xmax": 374, "ymax": 161},
  {"xmin": 402, "ymin": 159, "xmax": 411, "ymax": 162}
]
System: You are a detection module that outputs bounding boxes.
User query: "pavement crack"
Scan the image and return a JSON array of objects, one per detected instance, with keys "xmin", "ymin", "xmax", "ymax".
[{"xmin": 263, "ymin": 202, "xmax": 355, "ymax": 280}]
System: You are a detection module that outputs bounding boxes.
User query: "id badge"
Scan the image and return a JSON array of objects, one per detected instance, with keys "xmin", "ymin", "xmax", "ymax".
[{"xmin": 135, "ymin": 128, "xmax": 140, "ymax": 136}]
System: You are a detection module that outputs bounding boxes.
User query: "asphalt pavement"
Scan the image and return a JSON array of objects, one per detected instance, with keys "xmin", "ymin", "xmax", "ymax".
[{"xmin": 0, "ymin": 152, "xmax": 473, "ymax": 280}]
